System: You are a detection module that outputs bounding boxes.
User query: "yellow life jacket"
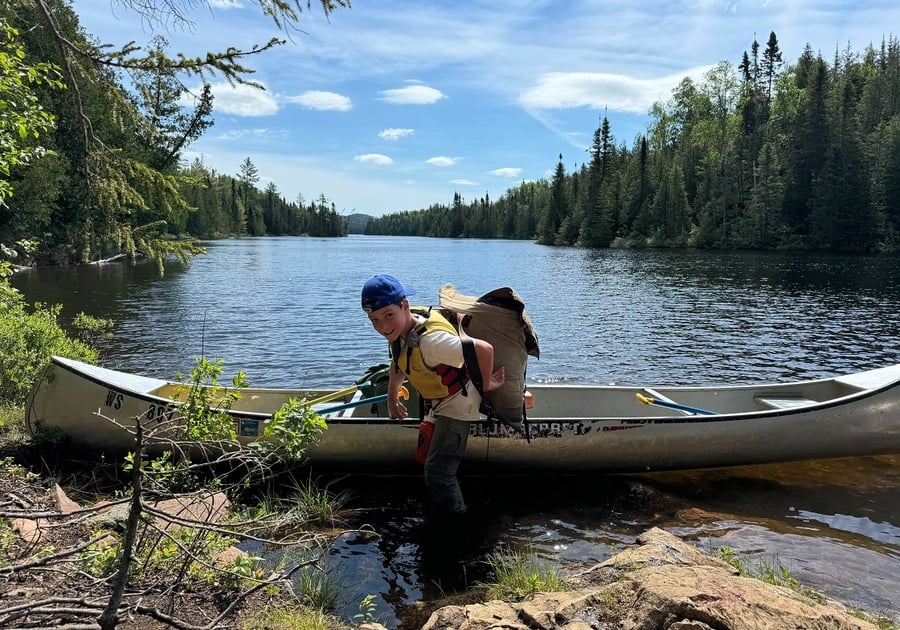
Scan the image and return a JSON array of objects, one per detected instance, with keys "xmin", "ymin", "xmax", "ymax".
[{"xmin": 392, "ymin": 307, "xmax": 468, "ymax": 401}]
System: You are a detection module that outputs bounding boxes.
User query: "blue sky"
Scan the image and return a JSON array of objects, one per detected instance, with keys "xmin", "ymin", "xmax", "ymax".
[{"xmin": 71, "ymin": 0, "xmax": 899, "ymax": 217}]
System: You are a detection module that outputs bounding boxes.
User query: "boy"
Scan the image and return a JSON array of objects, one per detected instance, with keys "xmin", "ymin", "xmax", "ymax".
[{"xmin": 361, "ymin": 274, "xmax": 504, "ymax": 514}]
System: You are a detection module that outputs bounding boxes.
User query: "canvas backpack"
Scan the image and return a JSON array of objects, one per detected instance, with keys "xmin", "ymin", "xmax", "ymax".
[{"xmin": 437, "ymin": 284, "xmax": 540, "ymax": 438}]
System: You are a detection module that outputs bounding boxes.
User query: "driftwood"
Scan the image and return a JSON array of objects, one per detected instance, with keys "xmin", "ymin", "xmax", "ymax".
[{"xmin": 86, "ymin": 254, "xmax": 128, "ymax": 265}]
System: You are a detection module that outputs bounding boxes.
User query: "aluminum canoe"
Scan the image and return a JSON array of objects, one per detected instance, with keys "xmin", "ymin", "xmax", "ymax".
[{"xmin": 25, "ymin": 356, "xmax": 900, "ymax": 474}]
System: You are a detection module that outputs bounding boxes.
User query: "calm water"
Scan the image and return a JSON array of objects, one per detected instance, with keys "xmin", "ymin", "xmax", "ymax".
[{"xmin": 13, "ymin": 236, "xmax": 900, "ymax": 627}]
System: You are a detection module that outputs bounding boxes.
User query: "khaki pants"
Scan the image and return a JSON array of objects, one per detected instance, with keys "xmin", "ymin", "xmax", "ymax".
[{"xmin": 424, "ymin": 415, "xmax": 469, "ymax": 513}]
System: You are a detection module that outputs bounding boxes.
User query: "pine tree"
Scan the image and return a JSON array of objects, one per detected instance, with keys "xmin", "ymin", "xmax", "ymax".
[
  {"xmin": 761, "ymin": 31, "xmax": 783, "ymax": 104},
  {"xmin": 537, "ymin": 155, "xmax": 567, "ymax": 244}
]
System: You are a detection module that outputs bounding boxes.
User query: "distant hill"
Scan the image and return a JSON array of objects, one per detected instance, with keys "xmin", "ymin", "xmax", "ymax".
[{"xmin": 345, "ymin": 213, "xmax": 374, "ymax": 234}]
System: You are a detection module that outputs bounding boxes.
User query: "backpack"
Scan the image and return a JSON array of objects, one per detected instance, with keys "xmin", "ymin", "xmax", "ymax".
[{"xmin": 437, "ymin": 284, "xmax": 540, "ymax": 438}]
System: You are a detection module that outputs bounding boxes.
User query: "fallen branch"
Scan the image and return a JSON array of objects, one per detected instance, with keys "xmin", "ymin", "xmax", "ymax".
[{"xmin": 0, "ymin": 533, "xmax": 109, "ymax": 574}]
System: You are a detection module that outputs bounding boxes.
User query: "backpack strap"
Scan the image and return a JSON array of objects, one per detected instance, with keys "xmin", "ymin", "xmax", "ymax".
[
  {"xmin": 461, "ymin": 338, "xmax": 482, "ymax": 391},
  {"xmin": 391, "ymin": 307, "xmax": 431, "ymax": 375},
  {"xmin": 461, "ymin": 337, "xmax": 497, "ymax": 425}
]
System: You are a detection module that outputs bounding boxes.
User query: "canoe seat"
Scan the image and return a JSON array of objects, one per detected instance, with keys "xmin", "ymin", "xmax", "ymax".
[
  {"xmin": 334, "ymin": 390, "xmax": 364, "ymax": 418},
  {"xmin": 755, "ymin": 396, "xmax": 818, "ymax": 410}
]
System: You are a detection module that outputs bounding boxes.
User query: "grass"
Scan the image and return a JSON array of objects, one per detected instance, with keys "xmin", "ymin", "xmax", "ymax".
[
  {"xmin": 240, "ymin": 604, "xmax": 352, "ymax": 630},
  {"xmin": 716, "ymin": 546, "xmax": 825, "ymax": 602},
  {"xmin": 283, "ymin": 478, "xmax": 354, "ymax": 527},
  {"xmin": 481, "ymin": 545, "xmax": 569, "ymax": 602},
  {"xmin": 294, "ymin": 560, "xmax": 346, "ymax": 611}
]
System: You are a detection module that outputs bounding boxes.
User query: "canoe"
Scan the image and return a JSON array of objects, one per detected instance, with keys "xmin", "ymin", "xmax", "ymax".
[{"xmin": 26, "ymin": 355, "xmax": 900, "ymax": 475}]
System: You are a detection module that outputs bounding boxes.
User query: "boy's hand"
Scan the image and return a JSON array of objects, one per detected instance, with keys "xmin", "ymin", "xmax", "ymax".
[
  {"xmin": 388, "ymin": 386, "xmax": 410, "ymax": 419},
  {"xmin": 388, "ymin": 398, "xmax": 408, "ymax": 419},
  {"xmin": 484, "ymin": 366, "xmax": 506, "ymax": 392}
]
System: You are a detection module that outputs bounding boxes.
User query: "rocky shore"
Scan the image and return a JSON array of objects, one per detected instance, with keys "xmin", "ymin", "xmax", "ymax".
[
  {"xmin": 2, "ymin": 472, "xmax": 890, "ymax": 629},
  {"xmin": 367, "ymin": 527, "xmax": 880, "ymax": 630}
]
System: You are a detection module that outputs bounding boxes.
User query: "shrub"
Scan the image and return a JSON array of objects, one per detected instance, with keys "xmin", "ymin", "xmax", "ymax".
[{"xmin": 0, "ymin": 263, "xmax": 104, "ymax": 405}]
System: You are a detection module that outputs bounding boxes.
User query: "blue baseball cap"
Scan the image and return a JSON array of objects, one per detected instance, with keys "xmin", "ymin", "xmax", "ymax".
[{"xmin": 361, "ymin": 274, "xmax": 416, "ymax": 313}]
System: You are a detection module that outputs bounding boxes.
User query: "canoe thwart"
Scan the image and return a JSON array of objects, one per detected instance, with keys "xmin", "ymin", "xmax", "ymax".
[{"xmin": 755, "ymin": 396, "xmax": 818, "ymax": 410}]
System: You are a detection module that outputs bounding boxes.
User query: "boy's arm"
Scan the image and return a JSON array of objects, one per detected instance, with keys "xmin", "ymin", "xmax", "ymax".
[{"xmin": 387, "ymin": 364, "xmax": 409, "ymax": 419}]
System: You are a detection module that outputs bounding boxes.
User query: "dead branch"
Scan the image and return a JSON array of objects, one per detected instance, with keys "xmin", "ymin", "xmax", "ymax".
[{"xmin": 0, "ymin": 533, "xmax": 110, "ymax": 574}]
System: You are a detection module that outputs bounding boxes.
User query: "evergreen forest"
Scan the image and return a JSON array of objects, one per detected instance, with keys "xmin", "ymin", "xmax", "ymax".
[{"xmin": 368, "ymin": 33, "xmax": 900, "ymax": 252}]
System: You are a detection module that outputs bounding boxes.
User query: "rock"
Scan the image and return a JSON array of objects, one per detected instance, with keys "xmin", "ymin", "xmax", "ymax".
[
  {"xmin": 211, "ymin": 545, "xmax": 248, "ymax": 569},
  {"xmin": 87, "ymin": 501, "xmax": 131, "ymax": 529},
  {"xmin": 421, "ymin": 600, "xmax": 524, "ymax": 630},
  {"xmin": 52, "ymin": 484, "xmax": 81, "ymax": 514},
  {"xmin": 152, "ymin": 491, "xmax": 230, "ymax": 530},
  {"xmin": 419, "ymin": 527, "xmax": 878, "ymax": 630},
  {"xmin": 85, "ymin": 491, "xmax": 231, "ymax": 531},
  {"xmin": 11, "ymin": 518, "xmax": 42, "ymax": 544}
]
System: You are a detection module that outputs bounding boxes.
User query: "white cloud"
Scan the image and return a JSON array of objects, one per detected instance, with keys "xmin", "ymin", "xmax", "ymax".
[
  {"xmin": 426, "ymin": 156, "xmax": 457, "ymax": 167},
  {"xmin": 354, "ymin": 153, "xmax": 394, "ymax": 166},
  {"xmin": 379, "ymin": 85, "xmax": 446, "ymax": 105},
  {"xmin": 208, "ymin": 0, "xmax": 241, "ymax": 8},
  {"xmin": 491, "ymin": 167, "xmax": 522, "ymax": 178},
  {"xmin": 208, "ymin": 82, "xmax": 279, "ymax": 116},
  {"xmin": 519, "ymin": 68, "xmax": 713, "ymax": 114},
  {"xmin": 379, "ymin": 128, "xmax": 415, "ymax": 141},
  {"xmin": 451, "ymin": 179, "xmax": 479, "ymax": 186},
  {"xmin": 284, "ymin": 91, "xmax": 352, "ymax": 111}
]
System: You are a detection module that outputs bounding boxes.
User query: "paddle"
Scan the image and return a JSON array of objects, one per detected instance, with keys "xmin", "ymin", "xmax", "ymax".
[
  {"xmin": 304, "ymin": 384, "xmax": 364, "ymax": 408},
  {"xmin": 635, "ymin": 393, "xmax": 716, "ymax": 416},
  {"xmin": 317, "ymin": 386, "xmax": 409, "ymax": 415}
]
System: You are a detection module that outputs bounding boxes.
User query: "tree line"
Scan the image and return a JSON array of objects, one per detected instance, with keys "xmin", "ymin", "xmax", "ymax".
[
  {"xmin": 5, "ymin": 4, "xmax": 900, "ymax": 263},
  {"xmin": 0, "ymin": 0, "xmax": 346, "ymax": 269},
  {"xmin": 368, "ymin": 32, "xmax": 900, "ymax": 252}
]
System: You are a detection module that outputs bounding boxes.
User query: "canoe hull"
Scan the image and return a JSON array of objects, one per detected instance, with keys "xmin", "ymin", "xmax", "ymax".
[{"xmin": 26, "ymin": 356, "xmax": 900, "ymax": 474}]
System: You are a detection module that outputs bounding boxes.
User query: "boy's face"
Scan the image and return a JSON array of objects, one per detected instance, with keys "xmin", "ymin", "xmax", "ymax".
[{"xmin": 367, "ymin": 300, "xmax": 412, "ymax": 343}]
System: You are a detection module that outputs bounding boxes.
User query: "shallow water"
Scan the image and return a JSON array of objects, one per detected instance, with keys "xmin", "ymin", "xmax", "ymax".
[{"xmin": 325, "ymin": 455, "xmax": 900, "ymax": 628}]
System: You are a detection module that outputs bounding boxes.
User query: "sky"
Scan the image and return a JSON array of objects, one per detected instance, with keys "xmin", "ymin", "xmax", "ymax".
[{"xmin": 70, "ymin": 0, "xmax": 900, "ymax": 217}]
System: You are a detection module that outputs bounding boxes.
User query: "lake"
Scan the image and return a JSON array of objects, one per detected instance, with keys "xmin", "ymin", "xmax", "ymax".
[{"xmin": 12, "ymin": 236, "xmax": 900, "ymax": 627}]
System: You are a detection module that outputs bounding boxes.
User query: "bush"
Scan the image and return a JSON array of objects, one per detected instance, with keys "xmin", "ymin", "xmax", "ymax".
[{"xmin": 0, "ymin": 262, "xmax": 104, "ymax": 405}]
